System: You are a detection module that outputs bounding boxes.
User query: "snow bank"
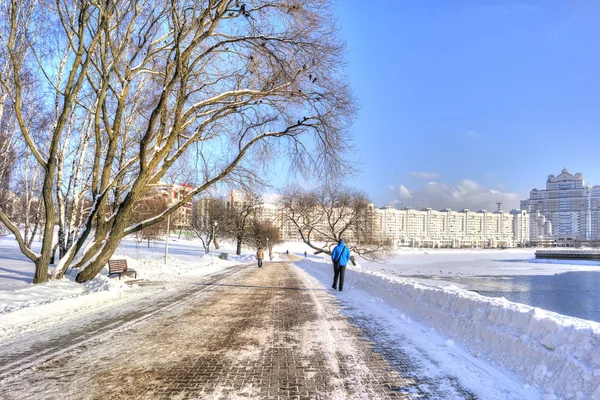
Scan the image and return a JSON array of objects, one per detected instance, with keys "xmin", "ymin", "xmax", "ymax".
[
  {"xmin": 299, "ymin": 259, "xmax": 600, "ymax": 399},
  {"xmin": 0, "ymin": 268, "xmax": 127, "ymax": 315},
  {"xmin": 129, "ymin": 254, "xmax": 240, "ymax": 282}
]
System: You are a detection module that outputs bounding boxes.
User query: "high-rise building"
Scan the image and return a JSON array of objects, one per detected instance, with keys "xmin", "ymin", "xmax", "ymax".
[{"xmin": 520, "ymin": 168, "xmax": 600, "ymax": 241}]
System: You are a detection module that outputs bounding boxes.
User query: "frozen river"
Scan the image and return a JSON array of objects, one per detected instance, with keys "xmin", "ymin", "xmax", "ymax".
[{"xmin": 360, "ymin": 248, "xmax": 600, "ymax": 323}]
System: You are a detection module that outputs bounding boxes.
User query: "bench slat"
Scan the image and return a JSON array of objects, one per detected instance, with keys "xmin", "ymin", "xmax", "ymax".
[{"xmin": 108, "ymin": 259, "xmax": 136, "ymax": 279}]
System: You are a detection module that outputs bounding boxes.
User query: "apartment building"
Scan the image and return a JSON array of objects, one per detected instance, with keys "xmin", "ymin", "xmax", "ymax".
[
  {"xmin": 146, "ymin": 182, "xmax": 193, "ymax": 229},
  {"xmin": 200, "ymin": 193, "xmax": 530, "ymax": 248},
  {"xmin": 368, "ymin": 207, "xmax": 529, "ymax": 248},
  {"xmin": 529, "ymin": 211, "xmax": 553, "ymax": 245},
  {"xmin": 520, "ymin": 168, "xmax": 600, "ymax": 241}
]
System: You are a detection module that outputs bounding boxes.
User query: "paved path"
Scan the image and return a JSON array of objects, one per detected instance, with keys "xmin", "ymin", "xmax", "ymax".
[
  {"xmin": 0, "ymin": 262, "xmax": 418, "ymax": 399},
  {"xmin": 0, "ymin": 264, "xmax": 250, "ymax": 379}
]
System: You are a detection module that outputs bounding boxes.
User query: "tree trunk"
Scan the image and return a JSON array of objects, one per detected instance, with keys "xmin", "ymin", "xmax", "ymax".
[
  {"xmin": 236, "ymin": 238, "xmax": 242, "ymax": 255},
  {"xmin": 49, "ymin": 241, "xmax": 60, "ymax": 264},
  {"xmin": 58, "ymin": 224, "xmax": 66, "ymax": 258},
  {"xmin": 75, "ymin": 230, "xmax": 122, "ymax": 283},
  {"xmin": 34, "ymin": 159, "xmax": 58, "ymax": 283},
  {"xmin": 33, "ymin": 257, "xmax": 48, "ymax": 283},
  {"xmin": 75, "ymin": 190, "xmax": 137, "ymax": 283}
]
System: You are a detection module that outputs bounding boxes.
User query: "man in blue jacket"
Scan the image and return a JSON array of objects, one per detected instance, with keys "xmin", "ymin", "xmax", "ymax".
[{"xmin": 331, "ymin": 238, "xmax": 350, "ymax": 291}]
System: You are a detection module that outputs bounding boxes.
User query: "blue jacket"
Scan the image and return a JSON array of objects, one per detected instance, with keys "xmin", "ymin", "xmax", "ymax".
[{"xmin": 331, "ymin": 240, "xmax": 351, "ymax": 266}]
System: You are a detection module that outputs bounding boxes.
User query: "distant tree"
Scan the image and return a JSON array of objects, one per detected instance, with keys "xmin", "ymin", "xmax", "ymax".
[
  {"xmin": 227, "ymin": 191, "xmax": 262, "ymax": 255},
  {"xmin": 11, "ymin": 152, "xmax": 44, "ymax": 248},
  {"xmin": 280, "ymin": 185, "xmax": 390, "ymax": 261},
  {"xmin": 0, "ymin": 129, "xmax": 15, "ymax": 219},
  {"xmin": 130, "ymin": 195, "xmax": 169, "ymax": 245},
  {"xmin": 190, "ymin": 197, "xmax": 231, "ymax": 253},
  {"xmin": 249, "ymin": 221, "xmax": 283, "ymax": 258}
]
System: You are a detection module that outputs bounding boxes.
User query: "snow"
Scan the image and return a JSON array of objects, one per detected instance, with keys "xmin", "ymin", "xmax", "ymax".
[
  {"xmin": 295, "ymin": 252, "xmax": 600, "ymax": 399},
  {"xmin": 0, "ymin": 236, "xmax": 249, "ymax": 340},
  {"xmin": 2, "ymin": 236, "xmax": 600, "ymax": 398},
  {"xmin": 359, "ymin": 248, "xmax": 600, "ymax": 277}
]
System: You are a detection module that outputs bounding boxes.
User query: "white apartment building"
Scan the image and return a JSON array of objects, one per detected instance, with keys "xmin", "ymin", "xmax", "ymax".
[
  {"xmin": 529, "ymin": 211, "xmax": 553, "ymax": 245},
  {"xmin": 368, "ymin": 207, "xmax": 529, "ymax": 248},
  {"xmin": 209, "ymin": 195, "xmax": 530, "ymax": 248},
  {"xmin": 520, "ymin": 168, "xmax": 600, "ymax": 241}
]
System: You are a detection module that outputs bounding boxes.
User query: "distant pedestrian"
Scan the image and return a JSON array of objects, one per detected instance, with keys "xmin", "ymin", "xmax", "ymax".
[
  {"xmin": 331, "ymin": 238, "xmax": 350, "ymax": 292},
  {"xmin": 304, "ymin": 251, "xmax": 307, "ymax": 258},
  {"xmin": 256, "ymin": 247, "xmax": 264, "ymax": 268}
]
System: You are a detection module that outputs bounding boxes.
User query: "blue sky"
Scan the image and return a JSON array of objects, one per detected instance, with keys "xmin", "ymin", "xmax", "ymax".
[{"xmin": 334, "ymin": 0, "xmax": 600, "ymax": 211}]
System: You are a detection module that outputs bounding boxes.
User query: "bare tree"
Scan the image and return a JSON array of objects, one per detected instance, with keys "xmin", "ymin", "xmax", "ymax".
[
  {"xmin": 10, "ymin": 151, "xmax": 44, "ymax": 247},
  {"xmin": 0, "ymin": 0, "xmax": 356, "ymax": 283},
  {"xmin": 0, "ymin": 129, "xmax": 16, "ymax": 233},
  {"xmin": 226, "ymin": 191, "xmax": 262, "ymax": 255},
  {"xmin": 280, "ymin": 185, "xmax": 389, "ymax": 261},
  {"xmin": 130, "ymin": 195, "xmax": 169, "ymax": 245},
  {"xmin": 248, "ymin": 220, "xmax": 282, "ymax": 259},
  {"xmin": 190, "ymin": 196, "xmax": 230, "ymax": 253}
]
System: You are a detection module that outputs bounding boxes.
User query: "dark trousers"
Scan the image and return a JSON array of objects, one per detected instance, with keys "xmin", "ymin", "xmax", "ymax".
[
  {"xmin": 332, "ymin": 261, "xmax": 346, "ymax": 290},
  {"xmin": 258, "ymin": 259, "xmax": 263, "ymax": 268}
]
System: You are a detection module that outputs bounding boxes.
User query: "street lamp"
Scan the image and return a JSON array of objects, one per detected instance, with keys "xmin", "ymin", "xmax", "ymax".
[
  {"xmin": 164, "ymin": 214, "xmax": 171, "ymax": 265},
  {"xmin": 266, "ymin": 237, "xmax": 270, "ymax": 260},
  {"xmin": 212, "ymin": 221, "xmax": 218, "ymax": 258}
]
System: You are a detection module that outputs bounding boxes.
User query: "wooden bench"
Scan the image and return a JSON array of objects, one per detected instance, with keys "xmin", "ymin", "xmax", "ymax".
[{"xmin": 108, "ymin": 259, "xmax": 137, "ymax": 279}]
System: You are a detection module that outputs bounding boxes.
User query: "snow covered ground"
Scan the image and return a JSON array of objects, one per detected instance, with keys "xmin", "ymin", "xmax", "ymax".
[
  {"xmin": 0, "ymin": 236, "xmax": 253, "ymax": 340},
  {"xmin": 295, "ymin": 251, "xmax": 600, "ymax": 399},
  {"xmin": 358, "ymin": 248, "xmax": 600, "ymax": 284},
  {"xmin": 2, "ymin": 237, "xmax": 600, "ymax": 398}
]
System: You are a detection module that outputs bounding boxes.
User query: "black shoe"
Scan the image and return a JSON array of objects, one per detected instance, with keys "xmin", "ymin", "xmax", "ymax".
[
  {"xmin": 339, "ymin": 288, "xmax": 343, "ymax": 292},
  {"xmin": 332, "ymin": 285, "xmax": 337, "ymax": 289}
]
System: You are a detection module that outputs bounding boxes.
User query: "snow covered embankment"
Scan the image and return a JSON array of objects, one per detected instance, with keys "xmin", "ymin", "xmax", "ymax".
[{"xmin": 307, "ymin": 262, "xmax": 600, "ymax": 399}]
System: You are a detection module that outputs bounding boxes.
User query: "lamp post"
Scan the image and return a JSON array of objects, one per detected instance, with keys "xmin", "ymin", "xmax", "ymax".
[
  {"xmin": 266, "ymin": 237, "xmax": 270, "ymax": 260},
  {"xmin": 164, "ymin": 214, "xmax": 171, "ymax": 265},
  {"xmin": 212, "ymin": 221, "xmax": 218, "ymax": 258}
]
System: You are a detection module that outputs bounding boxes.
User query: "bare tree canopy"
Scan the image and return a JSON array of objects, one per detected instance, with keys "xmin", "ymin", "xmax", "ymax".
[
  {"xmin": 225, "ymin": 191, "xmax": 262, "ymax": 255},
  {"xmin": 190, "ymin": 196, "xmax": 230, "ymax": 253},
  {"xmin": 0, "ymin": 0, "xmax": 357, "ymax": 283},
  {"xmin": 248, "ymin": 220, "xmax": 282, "ymax": 258},
  {"xmin": 280, "ymin": 185, "xmax": 390, "ymax": 261},
  {"xmin": 130, "ymin": 195, "xmax": 169, "ymax": 243}
]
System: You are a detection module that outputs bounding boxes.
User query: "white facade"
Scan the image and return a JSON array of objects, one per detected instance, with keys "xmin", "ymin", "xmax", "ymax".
[
  {"xmin": 218, "ymin": 197, "xmax": 531, "ymax": 247},
  {"xmin": 520, "ymin": 168, "xmax": 600, "ymax": 241},
  {"xmin": 367, "ymin": 206, "xmax": 529, "ymax": 248},
  {"xmin": 529, "ymin": 211, "xmax": 553, "ymax": 245},
  {"xmin": 368, "ymin": 207, "xmax": 529, "ymax": 248}
]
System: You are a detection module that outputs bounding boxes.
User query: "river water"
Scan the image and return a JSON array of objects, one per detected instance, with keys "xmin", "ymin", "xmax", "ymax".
[
  {"xmin": 364, "ymin": 249, "xmax": 600, "ymax": 323},
  {"xmin": 464, "ymin": 272, "xmax": 600, "ymax": 323}
]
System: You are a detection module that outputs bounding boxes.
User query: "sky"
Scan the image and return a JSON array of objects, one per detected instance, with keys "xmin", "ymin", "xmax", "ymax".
[{"xmin": 332, "ymin": 0, "xmax": 600, "ymax": 211}]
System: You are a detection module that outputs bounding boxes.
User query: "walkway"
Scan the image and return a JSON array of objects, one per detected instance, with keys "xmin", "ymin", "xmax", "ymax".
[{"xmin": 0, "ymin": 262, "xmax": 418, "ymax": 399}]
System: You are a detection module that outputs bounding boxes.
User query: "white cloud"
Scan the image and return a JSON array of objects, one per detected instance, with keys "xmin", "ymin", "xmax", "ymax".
[
  {"xmin": 409, "ymin": 171, "xmax": 441, "ymax": 180},
  {"xmin": 397, "ymin": 185, "xmax": 412, "ymax": 199},
  {"xmin": 261, "ymin": 193, "xmax": 280, "ymax": 203},
  {"xmin": 464, "ymin": 131, "xmax": 480, "ymax": 139},
  {"xmin": 389, "ymin": 179, "xmax": 521, "ymax": 211}
]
